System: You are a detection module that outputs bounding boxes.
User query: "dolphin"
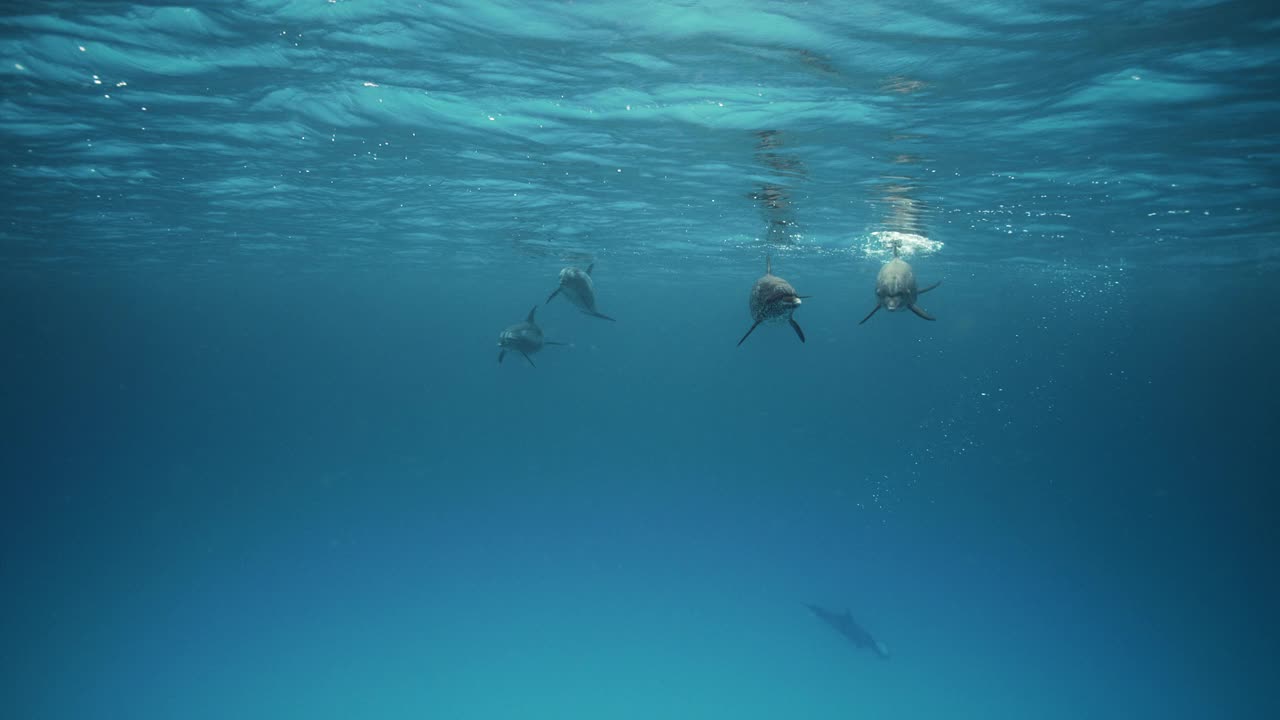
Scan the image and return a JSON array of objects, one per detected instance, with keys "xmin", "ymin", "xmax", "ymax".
[
  {"xmin": 497, "ymin": 305, "xmax": 566, "ymax": 367},
  {"xmin": 738, "ymin": 255, "xmax": 808, "ymax": 346},
  {"xmin": 803, "ymin": 603, "xmax": 890, "ymax": 659},
  {"xmin": 546, "ymin": 263, "xmax": 615, "ymax": 321},
  {"xmin": 859, "ymin": 248, "xmax": 940, "ymax": 324}
]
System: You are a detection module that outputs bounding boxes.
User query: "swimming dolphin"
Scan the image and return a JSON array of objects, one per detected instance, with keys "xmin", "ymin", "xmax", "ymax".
[
  {"xmin": 497, "ymin": 305, "xmax": 566, "ymax": 367},
  {"xmin": 803, "ymin": 603, "xmax": 890, "ymax": 659},
  {"xmin": 859, "ymin": 249, "xmax": 940, "ymax": 324},
  {"xmin": 546, "ymin": 264, "xmax": 615, "ymax": 321},
  {"xmin": 738, "ymin": 255, "xmax": 808, "ymax": 346}
]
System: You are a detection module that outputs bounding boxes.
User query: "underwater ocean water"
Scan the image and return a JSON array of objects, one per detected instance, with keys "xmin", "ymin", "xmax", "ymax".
[{"xmin": 2, "ymin": 1, "xmax": 1279, "ymax": 718}]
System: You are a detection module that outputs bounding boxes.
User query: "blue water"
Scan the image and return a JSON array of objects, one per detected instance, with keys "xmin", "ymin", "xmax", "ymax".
[{"xmin": 2, "ymin": 2, "xmax": 1278, "ymax": 718}]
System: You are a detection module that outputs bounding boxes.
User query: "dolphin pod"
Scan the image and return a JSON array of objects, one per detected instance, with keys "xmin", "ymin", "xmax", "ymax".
[{"xmin": 498, "ymin": 255, "xmax": 942, "ymax": 366}]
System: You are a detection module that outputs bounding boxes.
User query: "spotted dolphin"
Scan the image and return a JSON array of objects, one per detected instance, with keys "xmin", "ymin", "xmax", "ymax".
[
  {"xmin": 497, "ymin": 305, "xmax": 566, "ymax": 367},
  {"xmin": 738, "ymin": 255, "xmax": 808, "ymax": 346},
  {"xmin": 546, "ymin": 264, "xmax": 615, "ymax": 321},
  {"xmin": 804, "ymin": 603, "xmax": 890, "ymax": 659},
  {"xmin": 859, "ymin": 249, "xmax": 940, "ymax": 324}
]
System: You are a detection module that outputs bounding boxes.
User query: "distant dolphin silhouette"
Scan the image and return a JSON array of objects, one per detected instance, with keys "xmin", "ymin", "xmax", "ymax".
[{"xmin": 804, "ymin": 603, "xmax": 890, "ymax": 659}]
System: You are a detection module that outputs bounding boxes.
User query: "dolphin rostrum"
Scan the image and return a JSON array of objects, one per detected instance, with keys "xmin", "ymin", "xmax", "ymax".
[
  {"xmin": 546, "ymin": 263, "xmax": 615, "ymax": 321},
  {"xmin": 497, "ymin": 305, "xmax": 566, "ymax": 367},
  {"xmin": 803, "ymin": 603, "xmax": 890, "ymax": 659},
  {"xmin": 860, "ymin": 247, "xmax": 940, "ymax": 324},
  {"xmin": 738, "ymin": 255, "xmax": 808, "ymax": 346}
]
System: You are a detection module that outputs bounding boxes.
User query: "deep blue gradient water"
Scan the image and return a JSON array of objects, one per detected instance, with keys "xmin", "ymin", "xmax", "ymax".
[{"xmin": 2, "ymin": 2, "xmax": 1278, "ymax": 719}]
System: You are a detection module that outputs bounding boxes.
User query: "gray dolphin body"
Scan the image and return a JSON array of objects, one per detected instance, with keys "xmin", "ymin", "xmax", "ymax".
[
  {"xmin": 804, "ymin": 603, "xmax": 890, "ymax": 659},
  {"xmin": 738, "ymin": 256, "xmax": 807, "ymax": 346},
  {"xmin": 546, "ymin": 264, "xmax": 615, "ymax": 321},
  {"xmin": 497, "ymin": 305, "xmax": 565, "ymax": 367},
  {"xmin": 860, "ymin": 255, "xmax": 940, "ymax": 324}
]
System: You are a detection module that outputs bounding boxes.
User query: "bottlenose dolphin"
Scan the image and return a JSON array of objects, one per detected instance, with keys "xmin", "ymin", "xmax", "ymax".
[
  {"xmin": 804, "ymin": 603, "xmax": 890, "ymax": 659},
  {"xmin": 497, "ymin": 305, "xmax": 566, "ymax": 367},
  {"xmin": 738, "ymin": 255, "xmax": 808, "ymax": 346},
  {"xmin": 860, "ymin": 249, "xmax": 940, "ymax": 324},
  {"xmin": 546, "ymin": 264, "xmax": 615, "ymax": 321}
]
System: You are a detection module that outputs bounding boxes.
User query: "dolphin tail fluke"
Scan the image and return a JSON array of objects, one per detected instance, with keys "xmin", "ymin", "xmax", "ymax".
[
  {"xmin": 545, "ymin": 287, "xmax": 562, "ymax": 304},
  {"xmin": 586, "ymin": 310, "xmax": 616, "ymax": 322},
  {"xmin": 859, "ymin": 304, "xmax": 881, "ymax": 325},
  {"xmin": 737, "ymin": 319, "xmax": 763, "ymax": 347},
  {"xmin": 526, "ymin": 305, "xmax": 538, "ymax": 323},
  {"xmin": 918, "ymin": 280, "xmax": 941, "ymax": 294},
  {"xmin": 497, "ymin": 350, "xmax": 506, "ymax": 364},
  {"xmin": 909, "ymin": 304, "xmax": 936, "ymax": 321},
  {"xmin": 521, "ymin": 352, "xmax": 536, "ymax": 367},
  {"xmin": 789, "ymin": 317, "xmax": 806, "ymax": 343}
]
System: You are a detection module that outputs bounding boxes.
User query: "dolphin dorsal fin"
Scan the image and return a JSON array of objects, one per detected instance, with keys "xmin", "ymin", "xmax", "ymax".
[
  {"xmin": 526, "ymin": 305, "xmax": 538, "ymax": 323},
  {"xmin": 766, "ymin": 255, "xmax": 772, "ymax": 275},
  {"xmin": 586, "ymin": 263, "xmax": 594, "ymax": 275}
]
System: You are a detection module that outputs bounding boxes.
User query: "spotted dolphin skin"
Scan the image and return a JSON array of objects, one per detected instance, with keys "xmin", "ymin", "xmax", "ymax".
[
  {"xmin": 860, "ymin": 251, "xmax": 940, "ymax": 324},
  {"xmin": 497, "ymin": 305, "xmax": 566, "ymax": 367},
  {"xmin": 738, "ymin": 255, "xmax": 808, "ymax": 346},
  {"xmin": 804, "ymin": 603, "xmax": 890, "ymax": 659},
  {"xmin": 546, "ymin": 264, "xmax": 615, "ymax": 321}
]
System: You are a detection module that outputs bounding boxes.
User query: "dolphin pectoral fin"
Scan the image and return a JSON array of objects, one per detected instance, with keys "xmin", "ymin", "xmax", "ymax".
[
  {"xmin": 909, "ymin": 304, "xmax": 936, "ymax": 321},
  {"xmin": 737, "ymin": 319, "xmax": 763, "ymax": 347},
  {"xmin": 498, "ymin": 350, "xmax": 506, "ymax": 364},
  {"xmin": 545, "ymin": 287, "xmax": 562, "ymax": 304},
  {"xmin": 859, "ymin": 304, "xmax": 881, "ymax": 325},
  {"xmin": 544, "ymin": 341, "xmax": 569, "ymax": 346},
  {"xmin": 586, "ymin": 263, "xmax": 594, "ymax": 275},
  {"xmin": 521, "ymin": 352, "xmax": 536, "ymax": 367},
  {"xmin": 918, "ymin": 280, "xmax": 941, "ymax": 294},
  {"xmin": 526, "ymin": 305, "xmax": 538, "ymax": 323},
  {"xmin": 789, "ymin": 317, "xmax": 806, "ymax": 343},
  {"xmin": 586, "ymin": 310, "xmax": 616, "ymax": 322}
]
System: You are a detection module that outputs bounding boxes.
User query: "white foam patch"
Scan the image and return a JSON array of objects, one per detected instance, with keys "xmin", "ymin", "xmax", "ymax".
[{"xmin": 861, "ymin": 231, "xmax": 945, "ymax": 259}]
